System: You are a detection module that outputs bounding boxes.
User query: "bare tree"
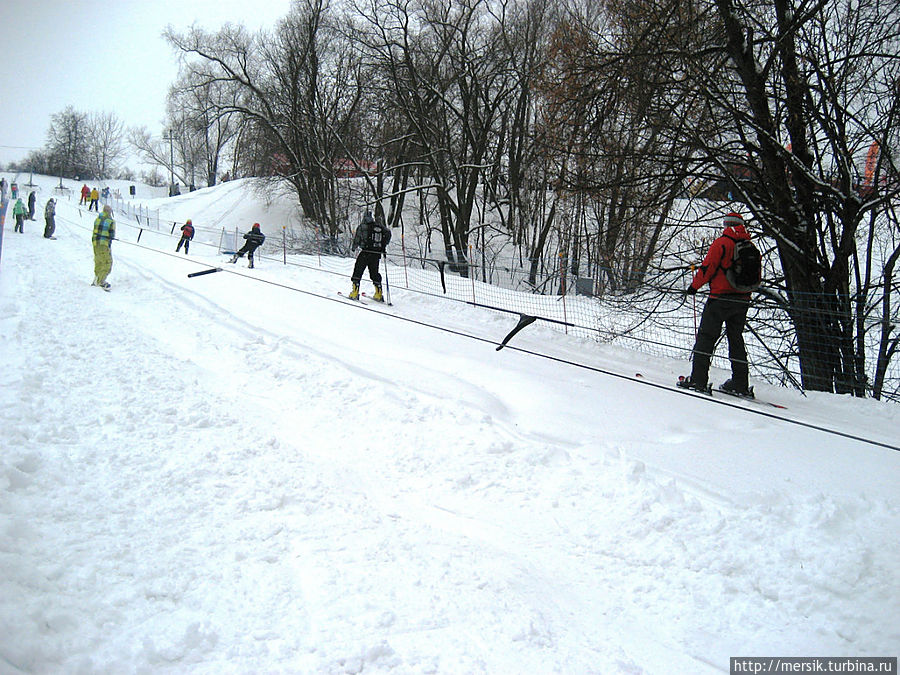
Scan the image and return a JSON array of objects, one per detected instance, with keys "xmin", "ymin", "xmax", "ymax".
[
  {"xmin": 353, "ymin": 0, "xmax": 522, "ymax": 274},
  {"xmin": 168, "ymin": 72, "xmax": 241, "ymax": 187},
  {"xmin": 165, "ymin": 0, "xmax": 366, "ymax": 235},
  {"xmin": 535, "ymin": 0, "xmax": 714, "ymax": 292},
  {"xmin": 45, "ymin": 106, "xmax": 91, "ymax": 179},
  {"xmin": 128, "ymin": 126, "xmax": 190, "ymax": 188},
  {"xmin": 692, "ymin": 0, "xmax": 900, "ymax": 393},
  {"xmin": 86, "ymin": 111, "xmax": 126, "ymax": 179}
]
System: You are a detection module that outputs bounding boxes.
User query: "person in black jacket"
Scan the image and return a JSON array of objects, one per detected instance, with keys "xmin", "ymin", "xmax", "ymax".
[
  {"xmin": 229, "ymin": 223, "xmax": 265, "ymax": 268},
  {"xmin": 176, "ymin": 219, "xmax": 195, "ymax": 254},
  {"xmin": 27, "ymin": 191, "xmax": 37, "ymax": 220},
  {"xmin": 348, "ymin": 211, "xmax": 391, "ymax": 301}
]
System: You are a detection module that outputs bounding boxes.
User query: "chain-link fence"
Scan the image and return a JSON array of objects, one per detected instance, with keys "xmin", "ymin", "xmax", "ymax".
[{"xmin": 367, "ymin": 244, "xmax": 900, "ymax": 402}]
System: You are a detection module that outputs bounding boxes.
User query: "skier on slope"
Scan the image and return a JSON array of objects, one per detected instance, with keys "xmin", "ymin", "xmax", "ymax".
[
  {"xmin": 91, "ymin": 205, "xmax": 116, "ymax": 290},
  {"xmin": 12, "ymin": 198, "xmax": 27, "ymax": 233},
  {"xmin": 80, "ymin": 184, "xmax": 90, "ymax": 205},
  {"xmin": 27, "ymin": 191, "xmax": 36, "ymax": 220},
  {"xmin": 229, "ymin": 223, "xmax": 265, "ymax": 268},
  {"xmin": 678, "ymin": 212, "xmax": 760, "ymax": 396},
  {"xmin": 89, "ymin": 187, "xmax": 100, "ymax": 212},
  {"xmin": 348, "ymin": 210, "xmax": 391, "ymax": 302},
  {"xmin": 176, "ymin": 219, "xmax": 195, "ymax": 254},
  {"xmin": 44, "ymin": 198, "xmax": 57, "ymax": 238}
]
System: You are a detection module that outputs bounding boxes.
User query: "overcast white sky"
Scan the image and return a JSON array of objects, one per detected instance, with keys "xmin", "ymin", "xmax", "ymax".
[{"xmin": 0, "ymin": 0, "xmax": 292, "ymax": 169}]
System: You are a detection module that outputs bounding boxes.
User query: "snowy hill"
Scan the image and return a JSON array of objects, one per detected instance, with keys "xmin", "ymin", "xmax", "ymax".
[{"xmin": 1, "ymin": 174, "xmax": 898, "ymax": 673}]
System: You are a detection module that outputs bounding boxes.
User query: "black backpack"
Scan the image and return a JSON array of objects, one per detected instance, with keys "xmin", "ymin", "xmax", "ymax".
[
  {"xmin": 368, "ymin": 223, "xmax": 387, "ymax": 252},
  {"xmin": 725, "ymin": 238, "xmax": 762, "ymax": 292}
]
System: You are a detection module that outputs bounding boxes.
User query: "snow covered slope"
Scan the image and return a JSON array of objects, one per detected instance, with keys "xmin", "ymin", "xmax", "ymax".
[{"xmin": 1, "ymin": 175, "xmax": 898, "ymax": 673}]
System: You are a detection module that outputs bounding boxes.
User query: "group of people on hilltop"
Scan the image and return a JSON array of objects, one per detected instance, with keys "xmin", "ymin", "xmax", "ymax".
[{"xmin": 80, "ymin": 184, "xmax": 102, "ymax": 211}]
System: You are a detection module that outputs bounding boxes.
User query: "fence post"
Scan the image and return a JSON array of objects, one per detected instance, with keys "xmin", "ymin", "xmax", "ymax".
[
  {"xmin": 469, "ymin": 245, "xmax": 476, "ymax": 304},
  {"xmin": 401, "ymin": 232, "xmax": 409, "ymax": 288},
  {"xmin": 560, "ymin": 253, "xmax": 568, "ymax": 335}
]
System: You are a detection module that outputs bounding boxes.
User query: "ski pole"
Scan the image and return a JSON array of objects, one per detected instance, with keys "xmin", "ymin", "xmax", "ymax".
[
  {"xmin": 382, "ymin": 251, "xmax": 392, "ymax": 305},
  {"xmin": 690, "ymin": 264, "xmax": 697, "ymax": 334}
]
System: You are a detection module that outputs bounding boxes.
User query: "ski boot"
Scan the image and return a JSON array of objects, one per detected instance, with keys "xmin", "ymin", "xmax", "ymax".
[
  {"xmin": 348, "ymin": 283, "xmax": 360, "ymax": 300},
  {"xmin": 229, "ymin": 255, "xmax": 238, "ymax": 264},
  {"xmin": 373, "ymin": 285, "xmax": 384, "ymax": 302},
  {"xmin": 248, "ymin": 260, "xmax": 254, "ymax": 269},
  {"xmin": 720, "ymin": 379, "xmax": 754, "ymax": 399},
  {"xmin": 677, "ymin": 375, "xmax": 711, "ymax": 394}
]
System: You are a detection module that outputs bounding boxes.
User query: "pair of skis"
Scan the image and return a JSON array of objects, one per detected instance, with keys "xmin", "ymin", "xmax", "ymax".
[
  {"xmin": 674, "ymin": 375, "xmax": 786, "ymax": 409},
  {"xmin": 337, "ymin": 291, "xmax": 391, "ymax": 307}
]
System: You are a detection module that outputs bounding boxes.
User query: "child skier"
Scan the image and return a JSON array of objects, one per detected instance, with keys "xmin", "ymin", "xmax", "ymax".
[
  {"xmin": 229, "ymin": 223, "xmax": 265, "ymax": 268},
  {"xmin": 176, "ymin": 219, "xmax": 195, "ymax": 254}
]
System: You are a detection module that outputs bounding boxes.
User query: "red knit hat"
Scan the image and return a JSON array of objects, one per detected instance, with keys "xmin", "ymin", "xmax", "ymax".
[
  {"xmin": 723, "ymin": 212, "xmax": 744, "ymax": 227},
  {"xmin": 252, "ymin": 223, "xmax": 260, "ymax": 229}
]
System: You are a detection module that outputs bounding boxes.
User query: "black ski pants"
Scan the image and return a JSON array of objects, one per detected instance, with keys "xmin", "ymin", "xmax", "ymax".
[
  {"xmin": 351, "ymin": 250, "xmax": 383, "ymax": 286},
  {"xmin": 235, "ymin": 242, "xmax": 260, "ymax": 263},
  {"xmin": 176, "ymin": 236, "xmax": 191, "ymax": 253},
  {"xmin": 690, "ymin": 294, "xmax": 750, "ymax": 388}
]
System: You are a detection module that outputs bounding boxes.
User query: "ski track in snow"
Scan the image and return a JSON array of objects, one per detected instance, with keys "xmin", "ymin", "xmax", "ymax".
[{"xmin": 1, "ymin": 184, "xmax": 898, "ymax": 673}]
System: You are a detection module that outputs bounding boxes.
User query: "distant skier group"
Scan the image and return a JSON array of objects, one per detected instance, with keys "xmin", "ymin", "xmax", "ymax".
[
  {"xmin": 2, "ymin": 178, "xmax": 392, "ymax": 310},
  {"xmin": 80, "ymin": 184, "xmax": 102, "ymax": 211},
  {"xmin": 4, "ymin": 176, "xmax": 763, "ymax": 394},
  {"xmin": 1, "ymin": 178, "xmax": 55, "ymax": 239}
]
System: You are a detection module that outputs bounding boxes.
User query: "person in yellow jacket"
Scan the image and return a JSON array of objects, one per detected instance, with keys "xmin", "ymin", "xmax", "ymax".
[
  {"xmin": 89, "ymin": 187, "xmax": 100, "ymax": 212},
  {"xmin": 92, "ymin": 205, "xmax": 116, "ymax": 290}
]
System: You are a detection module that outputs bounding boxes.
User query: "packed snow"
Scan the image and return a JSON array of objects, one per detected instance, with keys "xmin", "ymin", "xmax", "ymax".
[{"xmin": 1, "ymin": 174, "xmax": 898, "ymax": 673}]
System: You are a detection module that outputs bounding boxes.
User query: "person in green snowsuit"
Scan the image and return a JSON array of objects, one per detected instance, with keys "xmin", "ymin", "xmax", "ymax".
[
  {"xmin": 92, "ymin": 204, "xmax": 116, "ymax": 288},
  {"xmin": 12, "ymin": 198, "xmax": 27, "ymax": 233}
]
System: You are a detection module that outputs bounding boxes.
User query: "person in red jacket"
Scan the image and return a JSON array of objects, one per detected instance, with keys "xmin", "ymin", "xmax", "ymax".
[
  {"xmin": 80, "ymin": 184, "xmax": 90, "ymax": 206},
  {"xmin": 176, "ymin": 219, "xmax": 195, "ymax": 254},
  {"xmin": 679, "ymin": 212, "xmax": 755, "ymax": 395}
]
